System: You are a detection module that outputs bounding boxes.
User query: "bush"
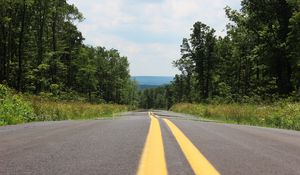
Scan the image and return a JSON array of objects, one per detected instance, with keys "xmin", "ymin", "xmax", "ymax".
[{"xmin": 0, "ymin": 84, "xmax": 35, "ymax": 125}]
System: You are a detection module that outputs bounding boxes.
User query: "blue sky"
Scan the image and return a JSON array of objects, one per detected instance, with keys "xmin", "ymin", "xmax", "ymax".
[{"xmin": 68, "ymin": 0, "xmax": 241, "ymax": 76}]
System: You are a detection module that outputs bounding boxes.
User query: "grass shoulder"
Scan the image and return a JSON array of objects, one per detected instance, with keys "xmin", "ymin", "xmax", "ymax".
[
  {"xmin": 171, "ymin": 103, "xmax": 300, "ymax": 131},
  {"xmin": 0, "ymin": 84, "xmax": 130, "ymax": 126}
]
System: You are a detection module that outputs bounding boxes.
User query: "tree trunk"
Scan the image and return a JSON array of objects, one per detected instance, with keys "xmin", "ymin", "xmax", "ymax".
[
  {"xmin": 0, "ymin": 24, "xmax": 6, "ymax": 83},
  {"xmin": 51, "ymin": 6, "xmax": 58, "ymax": 84},
  {"xmin": 35, "ymin": 0, "xmax": 47, "ymax": 93},
  {"xmin": 17, "ymin": 0, "xmax": 26, "ymax": 91},
  {"xmin": 275, "ymin": 0, "xmax": 293, "ymax": 94},
  {"xmin": 275, "ymin": 50, "xmax": 292, "ymax": 95}
]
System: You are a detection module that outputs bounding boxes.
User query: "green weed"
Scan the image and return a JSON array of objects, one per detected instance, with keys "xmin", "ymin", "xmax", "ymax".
[
  {"xmin": 30, "ymin": 97, "xmax": 129, "ymax": 121},
  {"xmin": 0, "ymin": 84, "xmax": 130, "ymax": 126},
  {"xmin": 0, "ymin": 84, "xmax": 35, "ymax": 125},
  {"xmin": 171, "ymin": 103, "xmax": 300, "ymax": 131}
]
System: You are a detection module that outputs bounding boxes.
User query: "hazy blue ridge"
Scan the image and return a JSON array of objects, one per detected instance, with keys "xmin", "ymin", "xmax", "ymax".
[{"xmin": 131, "ymin": 76, "xmax": 173, "ymax": 89}]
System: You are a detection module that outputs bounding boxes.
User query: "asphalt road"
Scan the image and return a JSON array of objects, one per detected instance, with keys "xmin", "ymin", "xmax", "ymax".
[{"xmin": 1, "ymin": 111, "xmax": 300, "ymax": 175}]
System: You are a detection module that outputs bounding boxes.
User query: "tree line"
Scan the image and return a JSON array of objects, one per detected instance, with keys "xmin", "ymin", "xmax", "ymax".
[
  {"xmin": 0, "ymin": 0, "xmax": 138, "ymax": 105},
  {"xmin": 140, "ymin": 0, "xmax": 300, "ymax": 109}
]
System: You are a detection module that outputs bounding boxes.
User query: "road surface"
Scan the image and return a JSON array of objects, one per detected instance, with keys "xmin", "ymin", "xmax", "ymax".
[{"xmin": 1, "ymin": 111, "xmax": 300, "ymax": 175}]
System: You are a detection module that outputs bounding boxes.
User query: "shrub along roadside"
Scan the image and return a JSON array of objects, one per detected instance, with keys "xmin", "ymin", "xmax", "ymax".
[
  {"xmin": 0, "ymin": 84, "xmax": 35, "ymax": 126},
  {"xmin": 171, "ymin": 103, "xmax": 300, "ymax": 131},
  {"xmin": 0, "ymin": 84, "xmax": 130, "ymax": 126}
]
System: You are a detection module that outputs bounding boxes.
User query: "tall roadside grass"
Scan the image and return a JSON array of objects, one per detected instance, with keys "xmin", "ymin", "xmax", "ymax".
[
  {"xmin": 0, "ymin": 84, "xmax": 130, "ymax": 126},
  {"xmin": 31, "ymin": 97, "xmax": 129, "ymax": 121},
  {"xmin": 171, "ymin": 103, "xmax": 300, "ymax": 131}
]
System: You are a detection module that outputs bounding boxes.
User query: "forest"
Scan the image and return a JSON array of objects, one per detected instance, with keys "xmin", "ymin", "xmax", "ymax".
[
  {"xmin": 1, "ymin": 0, "xmax": 300, "ymax": 129},
  {"xmin": 0, "ymin": 0, "xmax": 139, "ymax": 105},
  {"xmin": 0, "ymin": 0, "xmax": 139, "ymax": 125},
  {"xmin": 140, "ymin": 0, "xmax": 300, "ymax": 109}
]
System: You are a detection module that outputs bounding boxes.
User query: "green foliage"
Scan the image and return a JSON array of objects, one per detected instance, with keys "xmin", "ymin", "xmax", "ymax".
[
  {"xmin": 0, "ymin": 84, "xmax": 35, "ymax": 125},
  {"xmin": 147, "ymin": 0, "xmax": 300, "ymax": 111},
  {"xmin": 0, "ymin": 0, "xmax": 138, "ymax": 106},
  {"xmin": 171, "ymin": 103, "xmax": 300, "ymax": 131},
  {"xmin": 0, "ymin": 84, "xmax": 130, "ymax": 126},
  {"xmin": 139, "ymin": 86, "xmax": 170, "ymax": 109},
  {"xmin": 31, "ymin": 97, "xmax": 129, "ymax": 121}
]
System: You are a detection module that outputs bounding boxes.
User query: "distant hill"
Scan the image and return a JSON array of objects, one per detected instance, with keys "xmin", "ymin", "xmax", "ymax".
[
  {"xmin": 138, "ymin": 85, "xmax": 162, "ymax": 90},
  {"xmin": 132, "ymin": 76, "xmax": 173, "ymax": 89}
]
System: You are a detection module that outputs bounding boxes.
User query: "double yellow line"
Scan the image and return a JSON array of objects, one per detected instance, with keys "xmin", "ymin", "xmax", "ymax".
[
  {"xmin": 136, "ymin": 113, "xmax": 168, "ymax": 175},
  {"xmin": 137, "ymin": 112, "xmax": 220, "ymax": 175}
]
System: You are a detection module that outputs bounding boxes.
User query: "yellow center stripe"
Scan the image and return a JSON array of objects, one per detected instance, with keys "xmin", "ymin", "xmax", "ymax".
[
  {"xmin": 163, "ymin": 118, "xmax": 220, "ymax": 175},
  {"xmin": 136, "ymin": 112, "xmax": 168, "ymax": 175}
]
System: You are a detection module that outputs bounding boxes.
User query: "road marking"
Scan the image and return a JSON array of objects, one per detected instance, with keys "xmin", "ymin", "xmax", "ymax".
[
  {"xmin": 163, "ymin": 118, "xmax": 220, "ymax": 175},
  {"xmin": 136, "ymin": 112, "xmax": 168, "ymax": 175}
]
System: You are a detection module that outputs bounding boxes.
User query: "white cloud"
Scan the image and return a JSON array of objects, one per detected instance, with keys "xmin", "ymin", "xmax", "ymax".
[{"xmin": 68, "ymin": 0, "xmax": 241, "ymax": 76}]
